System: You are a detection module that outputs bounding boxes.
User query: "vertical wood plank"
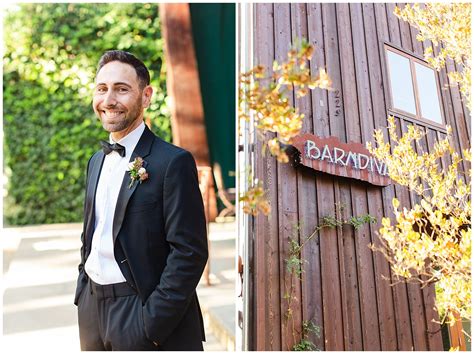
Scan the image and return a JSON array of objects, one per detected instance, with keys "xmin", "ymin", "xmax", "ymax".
[
  {"xmin": 434, "ymin": 63, "xmax": 458, "ymax": 173},
  {"xmin": 308, "ymin": 4, "xmax": 329, "ymax": 137},
  {"xmin": 385, "ymin": 3, "xmax": 401, "ymax": 47},
  {"xmin": 397, "ymin": 3, "xmax": 413, "ymax": 52},
  {"xmin": 373, "ymin": 4, "xmax": 390, "ymax": 113},
  {"xmin": 291, "ymin": 4, "xmax": 325, "ymax": 351},
  {"xmin": 362, "ymin": 3, "xmax": 398, "ymax": 350},
  {"xmin": 305, "ymin": 4, "xmax": 327, "ymax": 349},
  {"xmin": 374, "ymin": 4, "xmax": 414, "ymax": 350},
  {"xmin": 424, "ymin": 128, "xmax": 447, "ymax": 350},
  {"xmin": 334, "ymin": 3, "xmax": 364, "ymax": 350},
  {"xmin": 308, "ymin": 4, "xmax": 343, "ymax": 350},
  {"xmin": 274, "ymin": 3, "xmax": 302, "ymax": 351},
  {"xmin": 400, "ymin": 118, "xmax": 430, "ymax": 352},
  {"xmin": 444, "ymin": 58, "xmax": 470, "ymax": 174},
  {"xmin": 399, "ymin": 116, "xmax": 428, "ymax": 351},
  {"xmin": 409, "ymin": 14, "xmax": 424, "ymax": 56},
  {"xmin": 432, "ymin": 44, "xmax": 468, "ymax": 180},
  {"xmin": 405, "ymin": 122, "xmax": 430, "ymax": 352},
  {"xmin": 455, "ymin": 62, "xmax": 471, "ymax": 139},
  {"xmin": 254, "ymin": 3, "xmax": 281, "ymax": 351},
  {"xmin": 316, "ymin": 176, "xmax": 341, "ymax": 352},
  {"xmin": 323, "ymin": 4, "xmax": 350, "ymax": 351},
  {"xmin": 349, "ymin": 3, "xmax": 383, "ymax": 350}
]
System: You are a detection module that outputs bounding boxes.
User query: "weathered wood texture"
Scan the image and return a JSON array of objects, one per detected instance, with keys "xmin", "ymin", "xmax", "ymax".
[{"xmin": 251, "ymin": 3, "xmax": 470, "ymax": 350}]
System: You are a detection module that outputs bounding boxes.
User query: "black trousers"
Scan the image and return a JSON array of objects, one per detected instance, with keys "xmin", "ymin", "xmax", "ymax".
[{"xmin": 77, "ymin": 280, "xmax": 159, "ymax": 351}]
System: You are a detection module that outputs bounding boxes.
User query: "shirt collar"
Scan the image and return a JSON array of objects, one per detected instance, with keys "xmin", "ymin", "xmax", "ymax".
[{"xmin": 109, "ymin": 121, "xmax": 145, "ymax": 159}]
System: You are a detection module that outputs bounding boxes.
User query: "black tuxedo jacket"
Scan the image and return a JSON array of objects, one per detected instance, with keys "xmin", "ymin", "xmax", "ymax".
[{"xmin": 74, "ymin": 126, "xmax": 208, "ymax": 349}]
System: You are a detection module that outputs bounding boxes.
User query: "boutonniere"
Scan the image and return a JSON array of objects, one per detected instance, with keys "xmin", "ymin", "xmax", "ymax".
[{"xmin": 127, "ymin": 157, "xmax": 149, "ymax": 189}]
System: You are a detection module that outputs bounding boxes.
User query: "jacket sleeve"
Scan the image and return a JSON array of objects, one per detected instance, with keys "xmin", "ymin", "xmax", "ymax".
[
  {"xmin": 142, "ymin": 150, "xmax": 208, "ymax": 344},
  {"xmin": 74, "ymin": 155, "xmax": 93, "ymax": 305}
]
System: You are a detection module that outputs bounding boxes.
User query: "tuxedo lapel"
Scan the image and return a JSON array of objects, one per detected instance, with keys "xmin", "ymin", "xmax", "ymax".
[
  {"xmin": 112, "ymin": 126, "xmax": 155, "ymax": 244},
  {"xmin": 85, "ymin": 151, "xmax": 105, "ymax": 248}
]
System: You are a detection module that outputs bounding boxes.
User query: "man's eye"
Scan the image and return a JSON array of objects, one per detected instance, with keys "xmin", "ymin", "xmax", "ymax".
[
  {"xmin": 96, "ymin": 87, "xmax": 107, "ymax": 93},
  {"xmin": 118, "ymin": 88, "xmax": 129, "ymax": 93}
]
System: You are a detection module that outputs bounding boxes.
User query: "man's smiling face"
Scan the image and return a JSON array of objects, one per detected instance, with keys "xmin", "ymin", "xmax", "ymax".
[{"xmin": 93, "ymin": 61, "xmax": 152, "ymax": 140}]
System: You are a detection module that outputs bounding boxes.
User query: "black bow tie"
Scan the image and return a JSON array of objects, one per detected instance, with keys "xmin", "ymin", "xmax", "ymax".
[{"xmin": 100, "ymin": 141, "xmax": 126, "ymax": 157}]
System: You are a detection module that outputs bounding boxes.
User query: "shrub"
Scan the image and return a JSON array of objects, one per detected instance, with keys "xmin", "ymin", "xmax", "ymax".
[{"xmin": 3, "ymin": 3, "xmax": 171, "ymax": 225}]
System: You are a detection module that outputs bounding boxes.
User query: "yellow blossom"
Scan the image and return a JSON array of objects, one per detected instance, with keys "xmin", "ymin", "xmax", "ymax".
[{"xmin": 368, "ymin": 116, "xmax": 471, "ymax": 326}]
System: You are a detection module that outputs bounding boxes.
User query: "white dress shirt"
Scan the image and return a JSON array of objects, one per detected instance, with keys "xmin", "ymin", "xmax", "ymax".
[{"xmin": 85, "ymin": 122, "xmax": 145, "ymax": 284}]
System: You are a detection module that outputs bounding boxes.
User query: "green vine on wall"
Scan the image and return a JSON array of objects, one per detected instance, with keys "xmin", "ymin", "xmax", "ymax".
[
  {"xmin": 292, "ymin": 321, "xmax": 321, "ymax": 351},
  {"xmin": 284, "ymin": 209, "xmax": 376, "ymax": 351}
]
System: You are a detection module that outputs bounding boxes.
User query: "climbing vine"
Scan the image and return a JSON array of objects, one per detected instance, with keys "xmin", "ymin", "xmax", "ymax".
[{"xmin": 284, "ymin": 209, "xmax": 376, "ymax": 350}]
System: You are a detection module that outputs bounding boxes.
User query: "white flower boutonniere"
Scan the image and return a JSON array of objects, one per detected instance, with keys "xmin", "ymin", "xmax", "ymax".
[{"xmin": 127, "ymin": 157, "xmax": 149, "ymax": 189}]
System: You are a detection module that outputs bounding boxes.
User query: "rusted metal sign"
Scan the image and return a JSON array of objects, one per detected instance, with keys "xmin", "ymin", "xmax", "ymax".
[{"xmin": 291, "ymin": 134, "xmax": 391, "ymax": 186}]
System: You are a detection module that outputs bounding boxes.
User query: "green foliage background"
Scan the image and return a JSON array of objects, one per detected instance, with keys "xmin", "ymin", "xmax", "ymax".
[{"xmin": 3, "ymin": 3, "xmax": 171, "ymax": 225}]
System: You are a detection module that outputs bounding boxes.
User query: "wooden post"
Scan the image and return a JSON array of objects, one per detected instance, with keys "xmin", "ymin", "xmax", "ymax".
[
  {"xmin": 159, "ymin": 3, "xmax": 217, "ymax": 220},
  {"xmin": 198, "ymin": 166, "xmax": 212, "ymax": 286},
  {"xmin": 448, "ymin": 313, "xmax": 467, "ymax": 351}
]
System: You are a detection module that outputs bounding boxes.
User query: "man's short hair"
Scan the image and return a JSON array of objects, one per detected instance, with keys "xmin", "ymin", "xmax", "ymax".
[{"xmin": 96, "ymin": 50, "xmax": 150, "ymax": 89}]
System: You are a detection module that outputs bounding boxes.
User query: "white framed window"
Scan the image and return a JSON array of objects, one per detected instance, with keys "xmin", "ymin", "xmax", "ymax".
[{"xmin": 385, "ymin": 45, "xmax": 444, "ymax": 126}]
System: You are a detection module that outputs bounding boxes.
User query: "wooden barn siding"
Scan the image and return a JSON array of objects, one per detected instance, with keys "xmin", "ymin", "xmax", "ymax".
[
  {"xmin": 253, "ymin": 4, "xmax": 281, "ymax": 351},
  {"xmin": 252, "ymin": 3, "xmax": 470, "ymax": 351}
]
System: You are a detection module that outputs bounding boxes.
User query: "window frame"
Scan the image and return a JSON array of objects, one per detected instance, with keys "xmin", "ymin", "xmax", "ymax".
[{"xmin": 383, "ymin": 43, "xmax": 446, "ymax": 130}]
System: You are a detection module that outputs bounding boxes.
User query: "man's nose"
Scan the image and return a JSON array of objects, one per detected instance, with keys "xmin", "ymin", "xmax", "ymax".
[{"xmin": 103, "ymin": 90, "xmax": 117, "ymax": 106}]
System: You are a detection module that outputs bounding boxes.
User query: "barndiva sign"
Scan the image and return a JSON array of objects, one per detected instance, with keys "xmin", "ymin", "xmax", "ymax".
[{"xmin": 290, "ymin": 134, "xmax": 391, "ymax": 186}]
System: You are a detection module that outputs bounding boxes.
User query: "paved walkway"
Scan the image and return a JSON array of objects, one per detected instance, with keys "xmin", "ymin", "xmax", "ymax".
[
  {"xmin": 2, "ymin": 222, "xmax": 235, "ymax": 352},
  {"xmin": 197, "ymin": 222, "xmax": 236, "ymax": 351}
]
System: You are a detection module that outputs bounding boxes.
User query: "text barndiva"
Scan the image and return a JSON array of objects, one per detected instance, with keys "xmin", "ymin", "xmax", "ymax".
[
  {"xmin": 291, "ymin": 134, "xmax": 391, "ymax": 186},
  {"xmin": 304, "ymin": 140, "xmax": 389, "ymax": 176}
]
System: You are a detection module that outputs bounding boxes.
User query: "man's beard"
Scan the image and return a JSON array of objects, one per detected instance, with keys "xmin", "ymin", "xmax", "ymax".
[{"xmin": 98, "ymin": 100, "xmax": 143, "ymax": 133}]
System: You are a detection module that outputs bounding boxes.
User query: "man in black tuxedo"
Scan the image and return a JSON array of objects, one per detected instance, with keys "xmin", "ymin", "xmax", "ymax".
[{"xmin": 74, "ymin": 50, "xmax": 208, "ymax": 351}]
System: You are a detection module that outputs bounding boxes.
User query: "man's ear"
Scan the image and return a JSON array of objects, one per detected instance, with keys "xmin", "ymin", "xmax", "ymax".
[{"xmin": 142, "ymin": 85, "xmax": 153, "ymax": 108}]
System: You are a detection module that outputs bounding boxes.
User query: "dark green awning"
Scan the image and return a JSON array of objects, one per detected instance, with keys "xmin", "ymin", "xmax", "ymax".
[{"xmin": 190, "ymin": 3, "xmax": 236, "ymax": 189}]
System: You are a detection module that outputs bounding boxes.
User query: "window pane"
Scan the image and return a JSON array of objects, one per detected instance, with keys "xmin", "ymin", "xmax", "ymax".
[
  {"xmin": 415, "ymin": 63, "xmax": 443, "ymax": 124},
  {"xmin": 386, "ymin": 50, "xmax": 416, "ymax": 115}
]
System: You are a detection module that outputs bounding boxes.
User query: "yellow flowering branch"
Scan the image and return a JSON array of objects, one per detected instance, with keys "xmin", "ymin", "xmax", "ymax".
[
  {"xmin": 239, "ymin": 178, "xmax": 271, "ymax": 217},
  {"xmin": 394, "ymin": 3, "xmax": 471, "ymax": 110},
  {"xmin": 367, "ymin": 116, "xmax": 471, "ymax": 328},
  {"xmin": 239, "ymin": 38, "xmax": 331, "ymax": 164},
  {"xmin": 239, "ymin": 38, "xmax": 331, "ymax": 217}
]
